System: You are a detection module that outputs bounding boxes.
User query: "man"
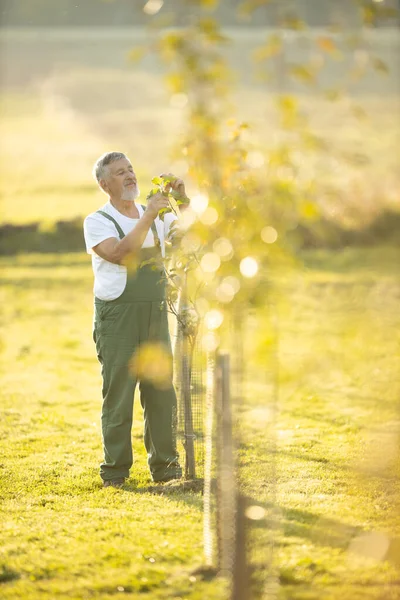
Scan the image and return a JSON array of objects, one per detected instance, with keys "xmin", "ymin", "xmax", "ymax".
[{"xmin": 84, "ymin": 151, "xmax": 187, "ymax": 488}]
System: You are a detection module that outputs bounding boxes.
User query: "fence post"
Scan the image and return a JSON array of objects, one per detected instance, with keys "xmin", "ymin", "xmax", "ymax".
[
  {"xmin": 215, "ymin": 352, "xmax": 236, "ymax": 580},
  {"xmin": 176, "ymin": 267, "xmax": 196, "ymax": 480},
  {"xmin": 232, "ymin": 493, "xmax": 250, "ymax": 600},
  {"xmin": 182, "ymin": 333, "xmax": 196, "ymax": 479},
  {"xmin": 203, "ymin": 342, "xmax": 215, "ymax": 566}
]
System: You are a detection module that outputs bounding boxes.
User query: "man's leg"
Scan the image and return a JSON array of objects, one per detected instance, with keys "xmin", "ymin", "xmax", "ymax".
[
  {"xmin": 139, "ymin": 379, "xmax": 181, "ymax": 482},
  {"xmin": 138, "ymin": 300, "xmax": 181, "ymax": 481},
  {"xmin": 94, "ymin": 303, "xmax": 139, "ymax": 482},
  {"xmin": 100, "ymin": 362, "xmax": 137, "ymax": 481}
]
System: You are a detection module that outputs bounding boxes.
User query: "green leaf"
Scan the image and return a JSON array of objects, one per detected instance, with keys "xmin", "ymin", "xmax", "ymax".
[
  {"xmin": 170, "ymin": 189, "xmax": 187, "ymax": 202},
  {"xmin": 282, "ymin": 14, "xmax": 306, "ymax": 30},
  {"xmin": 176, "ymin": 197, "xmax": 190, "ymax": 206},
  {"xmin": 252, "ymin": 34, "xmax": 282, "ymax": 62},
  {"xmin": 158, "ymin": 207, "xmax": 172, "ymax": 222},
  {"xmin": 197, "ymin": 17, "xmax": 229, "ymax": 43},
  {"xmin": 289, "ymin": 64, "xmax": 315, "ymax": 85},
  {"xmin": 146, "ymin": 187, "xmax": 161, "ymax": 203},
  {"xmin": 161, "ymin": 174, "xmax": 176, "ymax": 184},
  {"xmin": 324, "ymin": 88, "xmax": 342, "ymax": 102},
  {"xmin": 371, "ymin": 57, "xmax": 388, "ymax": 75},
  {"xmin": 238, "ymin": 0, "xmax": 273, "ymax": 18}
]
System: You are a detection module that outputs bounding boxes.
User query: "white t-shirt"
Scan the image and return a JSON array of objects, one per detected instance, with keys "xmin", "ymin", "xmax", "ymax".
[{"xmin": 83, "ymin": 201, "xmax": 176, "ymax": 301}]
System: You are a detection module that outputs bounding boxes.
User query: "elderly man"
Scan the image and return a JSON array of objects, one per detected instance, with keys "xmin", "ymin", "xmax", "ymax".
[{"xmin": 84, "ymin": 151, "xmax": 186, "ymax": 488}]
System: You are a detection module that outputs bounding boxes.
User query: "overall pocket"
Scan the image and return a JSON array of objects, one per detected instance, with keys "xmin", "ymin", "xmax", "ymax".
[{"xmin": 95, "ymin": 303, "xmax": 125, "ymax": 336}]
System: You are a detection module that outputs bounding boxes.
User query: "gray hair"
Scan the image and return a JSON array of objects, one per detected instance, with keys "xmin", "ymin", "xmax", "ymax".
[{"xmin": 93, "ymin": 151, "xmax": 128, "ymax": 182}]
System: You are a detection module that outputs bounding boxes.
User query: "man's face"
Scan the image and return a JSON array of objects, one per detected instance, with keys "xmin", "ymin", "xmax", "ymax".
[{"xmin": 101, "ymin": 157, "xmax": 140, "ymax": 201}]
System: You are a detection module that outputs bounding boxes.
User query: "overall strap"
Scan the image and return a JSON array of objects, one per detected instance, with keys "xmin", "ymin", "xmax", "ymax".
[
  {"xmin": 96, "ymin": 210, "xmax": 125, "ymax": 240},
  {"xmin": 140, "ymin": 205, "xmax": 161, "ymax": 248},
  {"xmin": 96, "ymin": 208, "xmax": 161, "ymax": 249}
]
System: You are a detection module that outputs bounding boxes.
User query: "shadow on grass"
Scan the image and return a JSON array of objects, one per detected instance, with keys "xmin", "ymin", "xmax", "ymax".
[
  {"xmin": 108, "ymin": 475, "xmax": 399, "ymax": 566},
  {"xmin": 246, "ymin": 497, "xmax": 400, "ymax": 569},
  {"xmin": 239, "ymin": 439, "xmax": 396, "ymax": 480},
  {"xmin": 119, "ymin": 477, "xmax": 204, "ymax": 507}
]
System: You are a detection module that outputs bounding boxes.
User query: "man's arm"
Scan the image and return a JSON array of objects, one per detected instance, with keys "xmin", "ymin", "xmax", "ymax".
[{"xmin": 93, "ymin": 193, "xmax": 169, "ymax": 265}]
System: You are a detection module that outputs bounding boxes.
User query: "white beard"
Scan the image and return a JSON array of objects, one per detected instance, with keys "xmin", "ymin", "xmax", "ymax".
[{"xmin": 121, "ymin": 186, "xmax": 140, "ymax": 201}]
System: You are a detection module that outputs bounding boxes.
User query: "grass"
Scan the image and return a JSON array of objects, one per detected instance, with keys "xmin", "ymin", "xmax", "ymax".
[
  {"xmin": 0, "ymin": 31, "xmax": 399, "ymax": 598},
  {"xmin": 0, "ymin": 77, "xmax": 399, "ymax": 226},
  {"xmin": 0, "ymin": 78, "xmax": 178, "ymax": 225},
  {"xmin": 0, "ymin": 246, "xmax": 399, "ymax": 599}
]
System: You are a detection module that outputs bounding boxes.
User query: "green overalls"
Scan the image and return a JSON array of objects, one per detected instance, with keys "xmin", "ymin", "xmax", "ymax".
[{"xmin": 93, "ymin": 209, "xmax": 181, "ymax": 483}]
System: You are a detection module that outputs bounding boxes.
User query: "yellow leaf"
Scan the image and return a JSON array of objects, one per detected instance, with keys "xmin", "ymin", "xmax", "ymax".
[
  {"xmin": 199, "ymin": 0, "xmax": 219, "ymax": 10},
  {"xmin": 278, "ymin": 95, "xmax": 298, "ymax": 114},
  {"xmin": 289, "ymin": 64, "xmax": 315, "ymax": 85},
  {"xmin": 238, "ymin": 0, "xmax": 273, "ymax": 18},
  {"xmin": 317, "ymin": 37, "xmax": 336, "ymax": 54},
  {"xmin": 127, "ymin": 46, "xmax": 146, "ymax": 63},
  {"xmin": 300, "ymin": 201, "xmax": 319, "ymax": 220},
  {"xmin": 282, "ymin": 15, "xmax": 306, "ymax": 30},
  {"xmin": 165, "ymin": 72, "xmax": 185, "ymax": 94},
  {"xmin": 324, "ymin": 88, "xmax": 342, "ymax": 102},
  {"xmin": 252, "ymin": 34, "xmax": 282, "ymax": 62},
  {"xmin": 168, "ymin": 195, "xmax": 181, "ymax": 217},
  {"xmin": 372, "ymin": 57, "xmax": 389, "ymax": 74}
]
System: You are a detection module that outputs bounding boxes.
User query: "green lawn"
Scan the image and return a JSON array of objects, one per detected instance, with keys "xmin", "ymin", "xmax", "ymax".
[{"xmin": 0, "ymin": 247, "xmax": 399, "ymax": 599}]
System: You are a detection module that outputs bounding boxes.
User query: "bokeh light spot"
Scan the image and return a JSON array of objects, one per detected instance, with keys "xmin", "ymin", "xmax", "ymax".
[
  {"xmin": 223, "ymin": 276, "xmax": 241, "ymax": 294},
  {"xmin": 204, "ymin": 309, "xmax": 224, "ymax": 330},
  {"xmin": 143, "ymin": 0, "xmax": 164, "ymax": 15},
  {"xmin": 191, "ymin": 194, "xmax": 209, "ymax": 215},
  {"xmin": 216, "ymin": 281, "xmax": 235, "ymax": 303},
  {"xmin": 246, "ymin": 151, "xmax": 265, "ymax": 169},
  {"xmin": 180, "ymin": 208, "xmax": 196, "ymax": 229},
  {"xmin": 200, "ymin": 252, "xmax": 221, "ymax": 273},
  {"xmin": 202, "ymin": 332, "xmax": 219, "ymax": 352},
  {"xmin": 348, "ymin": 532, "xmax": 390, "ymax": 562},
  {"xmin": 200, "ymin": 207, "xmax": 218, "ymax": 225},
  {"xmin": 213, "ymin": 237, "xmax": 233, "ymax": 259},
  {"xmin": 129, "ymin": 342, "xmax": 172, "ymax": 389},
  {"xmin": 246, "ymin": 505, "xmax": 266, "ymax": 521},
  {"xmin": 240, "ymin": 257, "xmax": 258, "ymax": 278},
  {"xmin": 261, "ymin": 226, "xmax": 278, "ymax": 244},
  {"xmin": 181, "ymin": 231, "xmax": 201, "ymax": 253}
]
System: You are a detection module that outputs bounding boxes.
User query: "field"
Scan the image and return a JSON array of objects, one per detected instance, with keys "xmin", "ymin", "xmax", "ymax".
[
  {"xmin": 0, "ymin": 25, "xmax": 399, "ymax": 600},
  {"xmin": 0, "ymin": 28, "xmax": 399, "ymax": 227},
  {"xmin": 0, "ymin": 246, "xmax": 399, "ymax": 600}
]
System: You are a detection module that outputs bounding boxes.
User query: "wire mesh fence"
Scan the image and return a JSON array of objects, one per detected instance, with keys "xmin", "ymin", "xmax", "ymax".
[
  {"xmin": 171, "ymin": 306, "xmax": 279, "ymax": 599},
  {"xmin": 172, "ymin": 310, "xmax": 206, "ymax": 482}
]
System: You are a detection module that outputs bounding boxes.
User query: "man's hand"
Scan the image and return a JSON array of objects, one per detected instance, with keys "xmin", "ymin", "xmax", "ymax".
[
  {"xmin": 160, "ymin": 173, "xmax": 188, "ymax": 203},
  {"xmin": 145, "ymin": 192, "xmax": 170, "ymax": 219}
]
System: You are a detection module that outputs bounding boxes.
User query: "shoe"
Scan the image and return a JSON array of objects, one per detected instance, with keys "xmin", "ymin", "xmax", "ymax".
[{"xmin": 103, "ymin": 478, "xmax": 125, "ymax": 488}]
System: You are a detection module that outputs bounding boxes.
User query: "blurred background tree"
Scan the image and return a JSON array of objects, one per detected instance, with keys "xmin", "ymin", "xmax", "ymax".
[{"xmin": 0, "ymin": 0, "xmax": 399, "ymax": 27}]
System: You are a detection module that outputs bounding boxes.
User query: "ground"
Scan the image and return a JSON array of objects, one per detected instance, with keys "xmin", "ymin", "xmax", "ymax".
[
  {"xmin": 0, "ymin": 246, "xmax": 399, "ymax": 599},
  {"xmin": 0, "ymin": 26, "xmax": 399, "ymax": 600}
]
